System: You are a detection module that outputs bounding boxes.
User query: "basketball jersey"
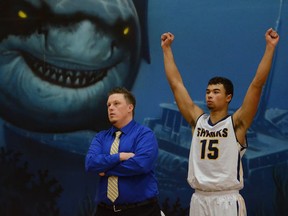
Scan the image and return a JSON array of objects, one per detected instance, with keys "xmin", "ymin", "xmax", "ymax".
[{"xmin": 187, "ymin": 114, "xmax": 247, "ymax": 191}]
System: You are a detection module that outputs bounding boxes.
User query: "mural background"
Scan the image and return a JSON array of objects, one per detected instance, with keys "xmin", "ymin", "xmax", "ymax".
[{"xmin": 1, "ymin": 0, "xmax": 288, "ymax": 215}]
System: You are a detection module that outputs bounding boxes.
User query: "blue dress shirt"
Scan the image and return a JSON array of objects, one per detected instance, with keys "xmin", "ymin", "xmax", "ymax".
[{"xmin": 85, "ymin": 120, "xmax": 159, "ymax": 205}]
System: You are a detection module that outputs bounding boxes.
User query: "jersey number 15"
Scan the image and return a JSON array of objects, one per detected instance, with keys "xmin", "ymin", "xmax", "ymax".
[{"xmin": 200, "ymin": 139, "xmax": 219, "ymax": 160}]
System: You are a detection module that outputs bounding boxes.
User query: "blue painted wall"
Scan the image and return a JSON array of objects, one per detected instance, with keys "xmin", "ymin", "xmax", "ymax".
[{"xmin": 0, "ymin": 0, "xmax": 287, "ymax": 215}]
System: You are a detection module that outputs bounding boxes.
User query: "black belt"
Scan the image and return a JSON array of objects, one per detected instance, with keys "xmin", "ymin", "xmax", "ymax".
[{"xmin": 98, "ymin": 197, "xmax": 158, "ymax": 212}]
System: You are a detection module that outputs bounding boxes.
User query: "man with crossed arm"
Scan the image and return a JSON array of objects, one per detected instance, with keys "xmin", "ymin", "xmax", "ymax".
[{"xmin": 85, "ymin": 87, "xmax": 162, "ymax": 216}]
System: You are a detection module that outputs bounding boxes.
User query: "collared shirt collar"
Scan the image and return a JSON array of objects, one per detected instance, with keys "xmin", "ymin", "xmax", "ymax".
[{"xmin": 111, "ymin": 119, "xmax": 136, "ymax": 135}]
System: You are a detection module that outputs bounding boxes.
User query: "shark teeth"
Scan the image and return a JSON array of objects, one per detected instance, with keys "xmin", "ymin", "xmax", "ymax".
[{"xmin": 22, "ymin": 53, "xmax": 108, "ymax": 88}]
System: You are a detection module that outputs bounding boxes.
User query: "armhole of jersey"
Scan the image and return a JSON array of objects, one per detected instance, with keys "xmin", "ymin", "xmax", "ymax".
[
  {"xmin": 230, "ymin": 114, "xmax": 248, "ymax": 149},
  {"xmin": 242, "ymin": 135, "xmax": 248, "ymax": 150},
  {"xmin": 194, "ymin": 113, "xmax": 205, "ymax": 126},
  {"xmin": 191, "ymin": 113, "xmax": 205, "ymax": 133}
]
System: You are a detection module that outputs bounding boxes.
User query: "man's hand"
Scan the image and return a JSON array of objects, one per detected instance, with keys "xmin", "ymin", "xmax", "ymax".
[
  {"xmin": 161, "ymin": 32, "xmax": 175, "ymax": 48},
  {"xmin": 120, "ymin": 152, "xmax": 135, "ymax": 161},
  {"xmin": 266, "ymin": 28, "xmax": 279, "ymax": 47}
]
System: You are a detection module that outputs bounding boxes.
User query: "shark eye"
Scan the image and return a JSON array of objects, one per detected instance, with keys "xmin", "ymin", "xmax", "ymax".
[
  {"xmin": 18, "ymin": 10, "xmax": 28, "ymax": 19},
  {"xmin": 123, "ymin": 26, "xmax": 130, "ymax": 36},
  {"xmin": 115, "ymin": 18, "xmax": 137, "ymax": 50},
  {"xmin": 0, "ymin": 0, "xmax": 47, "ymax": 39}
]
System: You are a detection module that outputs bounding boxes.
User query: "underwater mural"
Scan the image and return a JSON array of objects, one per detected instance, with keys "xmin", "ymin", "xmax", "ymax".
[
  {"xmin": 0, "ymin": 0, "xmax": 149, "ymax": 132},
  {"xmin": 0, "ymin": 0, "xmax": 288, "ymax": 216}
]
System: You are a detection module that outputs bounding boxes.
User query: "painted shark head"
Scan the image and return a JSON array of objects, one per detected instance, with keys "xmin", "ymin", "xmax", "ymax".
[{"xmin": 0, "ymin": 0, "xmax": 149, "ymax": 132}]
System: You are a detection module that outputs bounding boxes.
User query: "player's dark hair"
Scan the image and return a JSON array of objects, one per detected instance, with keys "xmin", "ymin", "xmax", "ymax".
[
  {"xmin": 108, "ymin": 87, "xmax": 136, "ymax": 116},
  {"xmin": 208, "ymin": 77, "xmax": 234, "ymax": 102}
]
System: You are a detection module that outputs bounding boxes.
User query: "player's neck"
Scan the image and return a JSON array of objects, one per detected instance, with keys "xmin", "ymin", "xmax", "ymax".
[{"xmin": 209, "ymin": 110, "xmax": 228, "ymax": 124}]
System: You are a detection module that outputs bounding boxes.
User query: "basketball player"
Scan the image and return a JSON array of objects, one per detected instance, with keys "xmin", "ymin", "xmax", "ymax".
[{"xmin": 160, "ymin": 28, "xmax": 279, "ymax": 216}]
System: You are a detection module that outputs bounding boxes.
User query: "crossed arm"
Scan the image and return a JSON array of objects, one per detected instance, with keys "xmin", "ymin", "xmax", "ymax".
[
  {"xmin": 98, "ymin": 152, "xmax": 135, "ymax": 176},
  {"xmin": 85, "ymin": 130, "xmax": 158, "ymax": 177}
]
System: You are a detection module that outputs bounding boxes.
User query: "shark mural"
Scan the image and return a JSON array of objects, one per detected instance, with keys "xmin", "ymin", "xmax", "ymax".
[
  {"xmin": 0, "ymin": 0, "xmax": 149, "ymax": 132},
  {"xmin": 0, "ymin": 0, "xmax": 151, "ymax": 215},
  {"xmin": 0, "ymin": 0, "xmax": 288, "ymax": 215}
]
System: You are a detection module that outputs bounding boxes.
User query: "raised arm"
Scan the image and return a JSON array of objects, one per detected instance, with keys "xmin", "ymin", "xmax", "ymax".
[
  {"xmin": 233, "ymin": 28, "xmax": 279, "ymax": 140},
  {"xmin": 161, "ymin": 32, "xmax": 203, "ymax": 127}
]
